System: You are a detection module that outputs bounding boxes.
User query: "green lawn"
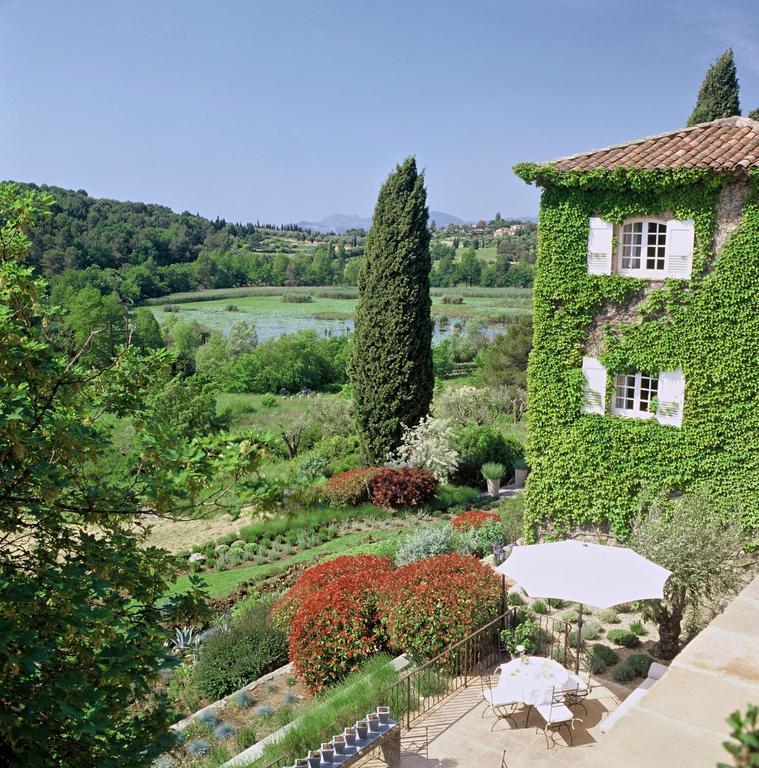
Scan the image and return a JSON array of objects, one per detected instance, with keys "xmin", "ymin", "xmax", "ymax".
[{"xmin": 167, "ymin": 529, "xmax": 400, "ymax": 598}]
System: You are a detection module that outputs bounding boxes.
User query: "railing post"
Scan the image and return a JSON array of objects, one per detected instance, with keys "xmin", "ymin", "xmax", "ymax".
[
  {"xmin": 406, "ymin": 674, "xmax": 411, "ymax": 730},
  {"xmin": 463, "ymin": 638, "xmax": 469, "ymax": 688}
]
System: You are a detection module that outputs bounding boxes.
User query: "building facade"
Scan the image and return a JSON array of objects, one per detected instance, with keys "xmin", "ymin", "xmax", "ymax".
[{"xmin": 515, "ymin": 117, "xmax": 759, "ymax": 538}]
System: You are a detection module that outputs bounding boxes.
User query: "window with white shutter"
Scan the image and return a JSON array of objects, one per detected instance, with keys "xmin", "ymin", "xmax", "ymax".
[
  {"xmin": 587, "ymin": 218, "xmax": 613, "ymax": 275},
  {"xmin": 665, "ymin": 219, "xmax": 695, "ymax": 279},
  {"xmin": 582, "ymin": 356, "xmax": 607, "ymax": 414},
  {"xmin": 656, "ymin": 369, "xmax": 685, "ymax": 427},
  {"xmin": 612, "ymin": 372, "xmax": 658, "ymax": 419}
]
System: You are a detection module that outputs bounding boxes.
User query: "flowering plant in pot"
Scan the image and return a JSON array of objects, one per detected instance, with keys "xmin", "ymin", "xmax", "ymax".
[{"xmin": 481, "ymin": 462, "xmax": 504, "ymax": 496}]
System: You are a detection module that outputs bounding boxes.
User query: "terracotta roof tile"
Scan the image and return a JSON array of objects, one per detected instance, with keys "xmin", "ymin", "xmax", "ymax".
[{"xmin": 540, "ymin": 117, "xmax": 759, "ymax": 173}]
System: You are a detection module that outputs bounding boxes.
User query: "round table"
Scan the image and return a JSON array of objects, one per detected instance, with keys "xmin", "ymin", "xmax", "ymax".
[{"xmin": 495, "ymin": 657, "xmax": 570, "ymax": 706}]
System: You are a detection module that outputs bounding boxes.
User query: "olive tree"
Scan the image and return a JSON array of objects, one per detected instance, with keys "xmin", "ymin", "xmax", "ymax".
[{"xmin": 629, "ymin": 485, "xmax": 747, "ymax": 659}]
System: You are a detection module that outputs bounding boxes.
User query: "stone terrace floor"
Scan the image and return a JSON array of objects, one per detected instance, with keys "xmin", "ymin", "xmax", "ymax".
[{"xmin": 362, "ymin": 674, "xmax": 629, "ymax": 768}]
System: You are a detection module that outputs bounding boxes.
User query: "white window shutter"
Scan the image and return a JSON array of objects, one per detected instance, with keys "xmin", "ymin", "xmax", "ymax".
[
  {"xmin": 587, "ymin": 217, "xmax": 613, "ymax": 275},
  {"xmin": 582, "ymin": 356, "xmax": 607, "ymax": 414},
  {"xmin": 656, "ymin": 369, "xmax": 684, "ymax": 427},
  {"xmin": 665, "ymin": 219, "xmax": 694, "ymax": 279}
]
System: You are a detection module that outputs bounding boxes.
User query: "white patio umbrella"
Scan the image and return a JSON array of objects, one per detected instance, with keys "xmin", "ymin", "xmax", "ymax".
[{"xmin": 495, "ymin": 540, "xmax": 671, "ymax": 673}]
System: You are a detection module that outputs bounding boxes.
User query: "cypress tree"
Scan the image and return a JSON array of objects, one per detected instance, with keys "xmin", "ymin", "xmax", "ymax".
[
  {"xmin": 687, "ymin": 49, "xmax": 741, "ymax": 126},
  {"xmin": 350, "ymin": 157, "xmax": 433, "ymax": 462}
]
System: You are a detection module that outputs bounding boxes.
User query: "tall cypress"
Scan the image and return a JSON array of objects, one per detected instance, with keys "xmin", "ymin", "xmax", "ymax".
[
  {"xmin": 350, "ymin": 157, "xmax": 433, "ymax": 462},
  {"xmin": 687, "ymin": 49, "xmax": 741, "ymax": 126}
]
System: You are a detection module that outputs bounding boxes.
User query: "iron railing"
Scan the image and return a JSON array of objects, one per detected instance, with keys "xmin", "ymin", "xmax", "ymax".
[{"xmin": 388, "ymin": 608, "xmax": 571, "ymax": 729}]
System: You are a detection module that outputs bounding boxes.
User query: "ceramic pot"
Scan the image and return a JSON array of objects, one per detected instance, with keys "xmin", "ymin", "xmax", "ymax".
[
  {"xmin": 486, "ymin": 478, "xmax": 501, "ymax": 496},
  {"xmin": 514, "ymin": 468, "xmax": 529, "ymax": 487},
  {"xmin": 332, "ymin": 734, "xmax": 346, "ymax": 754},
  {"xmin": 320, "ymin": 743, "xmax": 334, "ymax": 762},
  {"xmin": 376, "ymin": 706, "xmax": 390, "ymax": 725},
  {"xmin": 307, "ymin": 750, "xmax": 321, "ymax": 768},
  {"xmin": 343, "ymin": 727, "xmax": 357, "ymax": 747},
  {"xmin": 355, "ymin": 720, "xmax": 369, "ymax": 740}
]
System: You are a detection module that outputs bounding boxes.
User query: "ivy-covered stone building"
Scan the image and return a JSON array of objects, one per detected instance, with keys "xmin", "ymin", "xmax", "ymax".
[{"xmin": 515, "ymin": 116, "xmax": 759, "ymax": 539}]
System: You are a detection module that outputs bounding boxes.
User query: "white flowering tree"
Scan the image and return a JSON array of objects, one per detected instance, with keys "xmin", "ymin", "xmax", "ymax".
[{"xmin": 391, "ymin": 415, "xmax": 459, "ymax": 483}]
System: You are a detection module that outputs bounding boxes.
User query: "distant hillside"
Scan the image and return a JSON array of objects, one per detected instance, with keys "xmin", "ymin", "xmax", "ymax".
[{"xmin": 297, "ymin": 210, "xmax": 469, "ymax": 233}]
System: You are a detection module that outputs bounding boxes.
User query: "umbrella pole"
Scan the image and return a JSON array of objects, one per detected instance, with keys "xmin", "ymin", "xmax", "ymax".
[{"xmin": 575, "ymin": 604, "xmax": 584, "ymax": 675}]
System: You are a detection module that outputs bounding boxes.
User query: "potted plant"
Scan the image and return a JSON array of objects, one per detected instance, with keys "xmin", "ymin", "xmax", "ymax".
[
  {"xmin": 343, "ymin": 726, "xmax": 357, "ymax": 747},
  {"xmin": 307, "ymin": 750, "xmax": 321, "ymax": 768},
  {"xmin": 376, "ymin": 706, "xmax": 390, "ymax": 726},
  {"xmin": 294, "ymin": 760, "xmax": 308, "ymax": 768},
  {"xmin": 366, "ymin": 711, "xmax": 380, "ymax": 732},
  {"xmin": 513, "ymin": 456, "xmax": 529, "ymax": 488},
  {"xmin": 332, "ymin": 734, "xmax": 346, "ymax": 754},
  {"xmin": 355, "ymin": 719, "xmax": 369, "ymax": 740},
  {"xmin": 321, "ymin": 742, "xmax": 334, "ymax": 762},
  {"xmin": 481, "ymin": 462, "xmax": 504, "ymax": 496}
]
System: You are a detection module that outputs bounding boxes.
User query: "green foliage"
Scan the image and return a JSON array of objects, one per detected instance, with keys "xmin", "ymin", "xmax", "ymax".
[
  {"xmin": 0, "ymin": 184, "xmax": 258, "ymax": 766},
  {"xmin": 193, "ymin": 601, "xmax": 288, "ymax": 701},
  {"xmin": 607, "ymin": 629, "xmax": 641, "ymax": 648},
  {"xmin": 611, "ymin": 663, "xmax": 636, "ymax": 684},
  {"xmin": 630, "ymin": 486, "xmax": 745, "ymax": 658},
  {"xmin": 481, "ymin": 461, "xmax": 505, "ymax": 480},
  {"xmin": 500, "ymin": 613, "xmax": 540, "ymax": 654},
  {"xmin": 147, "ymin": 373, "xmax": 228, "ymax": 441},
  {"xmin": 476, "ymin": 314, "xmax": 532, "ymax": 388},
  {"xmin": 454, "ymin": 425, "xmax": 522, "ymax": 487},
  {"xmin": 395, "ymin": 523, "xmax": 456, "ymax": 566},
  {"xmin": 252, "ymin": 656, "xmax": 398, "ymax": 768},
  {"xmin": 718, "ymin": 704, "xmax": 759, "ymax": 768},
  {"xmin": 625, "ymin": 654, "xmax": 654, "ymax": 677},
  {"xmin": 599, "ymin": 608, "xmax": 620, "ymax": 624},
  {"xmin": 531, "ymin": 599, "xmax": 549, "ymax": 614},
  {"xmin": 350, "ymin": 157, "xmax": 434, "ymax": 462},
  {"xmin": 516, "ymin": 162, "xmax": 758, "ymax": 540},
  {"xmin": 132, "ymin": 306, "xmax": 164, "ymax": 352},
  {"xmin": 569, "ymin": 621, "xmax": 601, "ymax": 645},
  {"xmin": 688, "ymin": 49, "xmax": 741, "ymax": 126},
  {"xmin": 629, "ymin": 620, "xmax": 647, "ymax": 636},
  {"xmin": 507, "ymin": 592, "xmax": 526, "ymax": 607},
  {"xmin": 561, "ymin": 608, "xmax": 580, "ymax": 624},
  {"xmin": 589, "ymin": 643, "xmax": 619, "ymax": 667},
  {"xmin": 226, "ymin": 331, "xmax": 348, "ymax": 394}
]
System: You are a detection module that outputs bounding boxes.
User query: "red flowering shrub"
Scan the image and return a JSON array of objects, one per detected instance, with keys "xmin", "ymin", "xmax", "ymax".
[
  {"xmin": 322, "ymin": 468, "xmax": 381, "ymax": 507},
  {"xmin": 377, "ymin": 553, "xmax": 501, "ymax": 660},
  {"xmin": 288, "ymin": 576, "xmax": 387, "ymax": 692},
  {"xmin": 270, "ymin": 554, "xmax": 392, "ymax": 632},
  {"xmin": 451, "ymin": 509, "xmax": 501, "ymax": 532},
  {"xmin": 368, "ymin": 467, "xmax": 438, "ymax": 509}
]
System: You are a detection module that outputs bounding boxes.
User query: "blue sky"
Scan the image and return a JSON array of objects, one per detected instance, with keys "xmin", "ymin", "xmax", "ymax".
[{"xmin": 3, "ymin": 0, "xmax": 759, "ymax": 223}]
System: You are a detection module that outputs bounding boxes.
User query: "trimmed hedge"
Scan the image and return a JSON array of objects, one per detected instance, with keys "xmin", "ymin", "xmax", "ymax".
[
  {"xmin": 322, "ymin": 468, "xmax": 381, "ymax": 508},
  {"xmin": 368, "ymin": 467, "xmax": 437, "ymax": 509},
  {"xmin": 378, "ymin": 553, "xmax": 501, "ymax": 660},
  {"xmin": 270, "ymin": 555, "xmax": 392, "ymax": 633}
]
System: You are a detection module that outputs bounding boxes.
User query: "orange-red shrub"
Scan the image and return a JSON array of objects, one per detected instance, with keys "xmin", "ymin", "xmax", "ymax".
[
  {"xmin": 270, "ymin": 554, "xmax": 392, "ymax": 632},
  {"xmin": 368, "ymin": 467, "xmax": 437, "ymax": 509},
  {"xmin": 451, "ymin": 509, "xmax": 501, "ymax": 531},
  {"xmin": 322, "ymin": 468, "xmax": 381, "ymax": 507},
  {"xmin": 288, "ymin": 576, "xmax": 387, "ymax": 692},
  {"xmin": 377, "ymin": 553, "xmax": 501, "ymax": 660}
]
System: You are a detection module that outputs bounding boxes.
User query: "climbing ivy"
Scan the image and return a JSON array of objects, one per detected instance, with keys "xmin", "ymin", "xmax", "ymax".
[{"xmin": 513, "ymin": 164, "xmax": 759, "ymax": 541}]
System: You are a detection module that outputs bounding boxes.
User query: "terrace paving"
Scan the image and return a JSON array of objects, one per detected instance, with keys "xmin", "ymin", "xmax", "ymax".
[{"xmin": 361, "ymin": 675, "xmax": 629, "ymax": 767}]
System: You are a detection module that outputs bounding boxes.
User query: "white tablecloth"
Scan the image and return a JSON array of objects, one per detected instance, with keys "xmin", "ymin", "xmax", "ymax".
[{"xmin": 494, "ymin": 658, "xmax": 570, "ymax": 706}]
